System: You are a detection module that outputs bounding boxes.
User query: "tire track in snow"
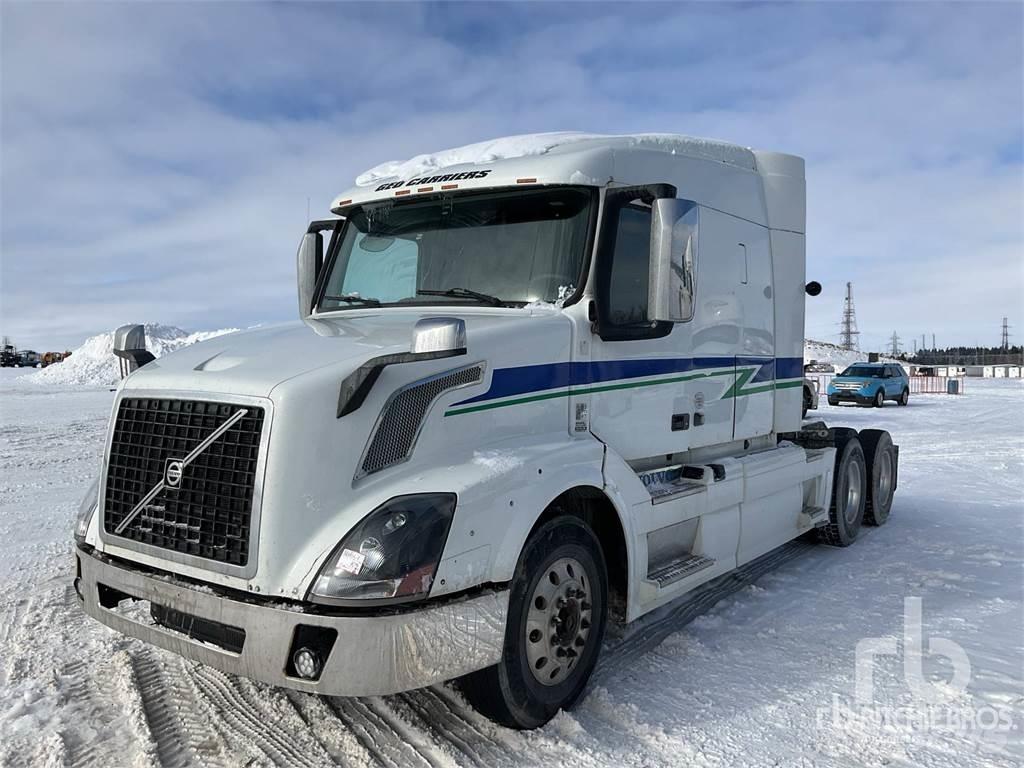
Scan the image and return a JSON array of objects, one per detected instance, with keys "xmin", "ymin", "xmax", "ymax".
[
  {"xmin": 326, "ymin": 696, "xmax": 446, "ymax": 768},
  {"xmin": 284, "ymin": 690, "xmax": 376, "ymax": 766},
  {"xmin": 189, "ymin": 665, "xmax": 333, "ymax": 767},
  {"xmin": 392, "ymin": 687, "xmax": 513, "ymax": 767},
  {"xmin": 129, "ymin": 651, "xmax": 231, "ymax": 768},
  {"xmin": 59, "ymin": 653, "xmax": 156, "ymax": 768}
]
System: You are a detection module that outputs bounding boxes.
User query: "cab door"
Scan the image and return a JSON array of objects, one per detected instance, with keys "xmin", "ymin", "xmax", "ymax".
[{"xmin": 585, "ymin": 185, "xmax": 695, "ymax": 462}]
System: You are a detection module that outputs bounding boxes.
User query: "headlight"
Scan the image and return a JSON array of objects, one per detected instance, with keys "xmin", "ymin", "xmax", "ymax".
[
  {"xmin": 309, "ymin": 493, "xmax": 456, "ymax": 605},
  {"xmin": 74, "ymin": 476, "xmax": 100, "ymax": 544}
]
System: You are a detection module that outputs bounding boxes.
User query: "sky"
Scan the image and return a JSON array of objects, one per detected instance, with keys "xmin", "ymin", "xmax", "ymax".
[{"xmin": 1, "ymin": 1, "xmax": 1022, "ymax": 352}]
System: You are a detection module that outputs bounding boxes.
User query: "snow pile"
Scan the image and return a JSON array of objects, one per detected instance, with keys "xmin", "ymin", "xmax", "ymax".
[
  {"xmin": 356, "ymin": 132, "xmax": 753, "ymax": 186},
  {"xmin": 804, "ymin": 339, "xmax": 900, "ymax": 372},
  {"xmin": 25, "ymin": 323, "xmax": 237, "ymax": 387}
]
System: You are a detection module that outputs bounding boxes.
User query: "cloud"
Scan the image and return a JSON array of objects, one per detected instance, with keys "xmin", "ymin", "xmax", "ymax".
[{"xmin": 1, "ymin": 2, "xmax": 1021, "ymax": 350}]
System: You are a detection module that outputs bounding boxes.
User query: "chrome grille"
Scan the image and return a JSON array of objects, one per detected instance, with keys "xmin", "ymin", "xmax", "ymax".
[
  {"xmin": 103, "ymin": 397, "xmax": 265, "ymax": 566},
  {"xmin": 360, "ymin": 363, "xmax": 484, "ymax": 477}
]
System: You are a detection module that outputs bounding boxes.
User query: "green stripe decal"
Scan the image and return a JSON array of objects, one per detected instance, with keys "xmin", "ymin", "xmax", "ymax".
[{"xmin": 445, "ymin": 368, "xmax": 803, "ymax": 416}]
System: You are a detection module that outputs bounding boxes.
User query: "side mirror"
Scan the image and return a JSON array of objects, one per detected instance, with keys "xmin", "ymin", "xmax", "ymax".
[
  {"xmin": 112, "ymin": 324, "xmax": 155, "ymax": 378},
  {"xmin": 648, "ymin": 199, "xmax": 698, "ymax": 323},
  {"xmin": 297, "ymin": 230, "xmax": 324, "ymax": 319}
]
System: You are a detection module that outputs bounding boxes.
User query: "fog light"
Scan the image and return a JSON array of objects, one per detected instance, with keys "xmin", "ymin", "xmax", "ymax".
[{"xmin": 293, "ymin": 647, "xmax": 322, "ymax": 680}]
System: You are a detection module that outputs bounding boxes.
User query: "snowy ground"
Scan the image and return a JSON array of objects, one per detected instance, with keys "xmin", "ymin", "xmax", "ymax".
[{"xmin": 0, "ymin": 368, "xmax": 1020, "ymax": 767}]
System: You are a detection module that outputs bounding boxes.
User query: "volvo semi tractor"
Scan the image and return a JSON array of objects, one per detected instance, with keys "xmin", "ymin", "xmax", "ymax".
[{"xmin": 73, "ymin": 133, "xmax": 899, "ymax": 729}]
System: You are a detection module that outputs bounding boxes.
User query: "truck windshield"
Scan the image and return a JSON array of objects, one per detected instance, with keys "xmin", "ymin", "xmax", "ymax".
[{"xmin": 317, "ymin": 187, "xmax": 594, "ymax": 311}]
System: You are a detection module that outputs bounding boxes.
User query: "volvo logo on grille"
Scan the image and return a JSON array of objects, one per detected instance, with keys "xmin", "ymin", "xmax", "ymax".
[
  {"xmin": 114, "ymin": 407, "xmax": 249, "ymax": 536},
  {"xmin": 164, "ymin": 459, "xmax": 184, "ymax": 488}
]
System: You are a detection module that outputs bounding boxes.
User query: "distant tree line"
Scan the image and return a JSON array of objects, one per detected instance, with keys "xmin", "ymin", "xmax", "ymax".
[{"xmin": 898, "ymin": 345, "xmax": 1024, "ymax": 365}]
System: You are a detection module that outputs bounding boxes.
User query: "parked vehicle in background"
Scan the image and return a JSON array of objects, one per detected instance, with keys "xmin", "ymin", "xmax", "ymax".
[
  {"xmin": 0, "ymin": 340, "xmax": 18, "ymax": 367},
  {"xmin": 72, "ymin": 133, "xmax": 900, "ymax": 729},
  {"xmin": 41, "ymin": 351, "xmax": 72, "ymax": 367},
  {"xmin": 827, "ymin": 362, "xmax": 909, "ymax": 407},
  {"xmin": 17, "ymin": 349, "xmax": 40, "ymax": 368},
  {"xmin": 802, "ymin": 377, "xmax": 819, "ymax": 419},
  {"xmin": 804, "ymin": 360, "xmax": 835, "ymax": 374}
]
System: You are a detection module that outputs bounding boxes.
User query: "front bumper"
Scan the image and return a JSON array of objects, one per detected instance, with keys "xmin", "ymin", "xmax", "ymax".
[
  {"xmin": 75, "ymin": 547, "xmax": 508, "ymax": 696},
  {"xmin": 827, "ymin": 390, "xmax": 872, "ymax": 405}
]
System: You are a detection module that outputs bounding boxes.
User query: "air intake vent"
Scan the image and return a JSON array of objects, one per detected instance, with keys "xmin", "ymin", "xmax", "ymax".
[{"xmin": 359, "ymin": 363, "xmax": 484, "ymax": 478}]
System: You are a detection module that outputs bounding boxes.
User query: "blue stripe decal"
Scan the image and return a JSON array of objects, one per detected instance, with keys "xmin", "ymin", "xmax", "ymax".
[
  {"xmin": 453, "ymin": 356, "xmax": 803, "ymax": 407},
  {"xmin": 776, "ymin": 357, "xmax": 804, "ymax": 379}
]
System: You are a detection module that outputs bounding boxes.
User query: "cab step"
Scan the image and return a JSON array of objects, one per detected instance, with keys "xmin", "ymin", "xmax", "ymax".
[{"xmin": 647, "ymin": 554, "xmax": 716, "ymax": 588}]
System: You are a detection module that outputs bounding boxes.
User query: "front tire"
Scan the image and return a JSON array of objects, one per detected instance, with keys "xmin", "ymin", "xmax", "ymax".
[
  {"xmin": 459, "ymin": 516, "xmax": 608, "ymax": 729},
  {"xmin": 818, "ymin": 433, "xmax": 867, "ymax": 546},
  {"xmin": 873, "ymin": 389, "xmax": 885, "ymax": 408}
]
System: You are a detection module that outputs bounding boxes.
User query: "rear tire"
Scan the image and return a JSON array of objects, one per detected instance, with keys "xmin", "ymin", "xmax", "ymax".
[
  {"xmin": 898, "ymin": 388, "xmax": 909, "ymax": 406},
  {"xmin": 459, "ymin": 516, "xmax": 608, "ymax": 729},
  {"xmin": 818, "ymin": 434, "xmax": 867, "ymax": 547},
  {"xmin": 859, "ymin": 429, "xmax": 896, "ymax": 525}
]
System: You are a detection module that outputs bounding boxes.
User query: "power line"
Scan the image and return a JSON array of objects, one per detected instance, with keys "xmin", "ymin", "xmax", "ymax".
[
  {"xmin": 840, "ymin": 282, "xmax": 860, "ymax": 351},
  {"xmin": 889, "ymin": 330, "xmax": 901, "ymax": 357}
]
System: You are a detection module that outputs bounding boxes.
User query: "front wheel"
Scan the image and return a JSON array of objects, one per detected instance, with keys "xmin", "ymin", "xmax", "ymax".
[
  {"xmin": 459, "ymin": 516, "xmax": 608, "ymax": 729},
  {"xmin": 873, "ymin": 389, "xmax": 885, "ymax": 408}
]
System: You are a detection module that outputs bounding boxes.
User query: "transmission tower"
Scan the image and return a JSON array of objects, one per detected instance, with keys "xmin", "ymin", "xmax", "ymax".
[
  {"xmin": 932, "ymin": 333, "xmax": 936, "ymax": 350},
  {"xmin": 1001, "ymin": 317, "xmax": 1011, "ymax": 350},
  {"xmin": 889, "ymin": 331, "xmax": 901, "ymax": 357},
  {"xmin": 839, "ymin": 282, "xmax": 860, "ymax": 351}
]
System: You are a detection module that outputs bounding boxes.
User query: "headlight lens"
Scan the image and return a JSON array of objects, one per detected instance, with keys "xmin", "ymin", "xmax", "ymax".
[
  {"xmin": 309, "ymin": 493, "xmax": 456, "ymax": 605},
  {"xmin": 74, "ymin": 476, "xmax": 100, "ymax": 544}
]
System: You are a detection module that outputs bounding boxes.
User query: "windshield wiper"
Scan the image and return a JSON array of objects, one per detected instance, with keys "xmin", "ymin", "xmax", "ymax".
[
  {"xmin": 417, "ymin": 288, "xmax": 509, "ymax": 307},
  {"xmin": 324, "ymin": 293, "xmax": 382, "ymax": 307}
]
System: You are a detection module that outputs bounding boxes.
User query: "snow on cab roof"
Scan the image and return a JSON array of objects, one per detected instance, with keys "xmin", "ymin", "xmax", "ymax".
[{"xmin": 354, "ymin": 131, "xmax": 757, "ymax": 188}]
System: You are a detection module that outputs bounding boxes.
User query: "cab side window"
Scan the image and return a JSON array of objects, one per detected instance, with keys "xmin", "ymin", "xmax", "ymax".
[{"xmin": 606, "ymin": 204, "xmax": 652, "ymax": 325}]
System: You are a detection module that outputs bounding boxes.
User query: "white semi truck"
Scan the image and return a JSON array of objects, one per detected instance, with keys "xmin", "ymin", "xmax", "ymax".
[{"xmin": 73, "ymin": 133, "xmax": 898, "ymax": 729}]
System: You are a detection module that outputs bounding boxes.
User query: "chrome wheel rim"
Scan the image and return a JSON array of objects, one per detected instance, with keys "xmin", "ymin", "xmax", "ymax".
[
  {"xmin": 525, "ymin": 557, "xmax": 592, "ymax": 686},
  {"xmin": 877, "ymin": 450, "xmax": 894, "ymax": 510},
  {"xmin": 844, "ymin": 459, "xmax": 863, "ymax": 525},
  {"xmin": 876, "ymin": 391, "xmax": 884, "ymax": 406}
]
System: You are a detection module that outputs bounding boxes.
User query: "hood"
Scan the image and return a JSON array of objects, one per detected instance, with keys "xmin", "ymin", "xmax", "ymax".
[
  {"xmin": 121, "ymin": 308, "xmax": 566, "ymax": 399},
  {"xmin": 98, "ymin": 305, "xmax": 575, "ymax": 593}
]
